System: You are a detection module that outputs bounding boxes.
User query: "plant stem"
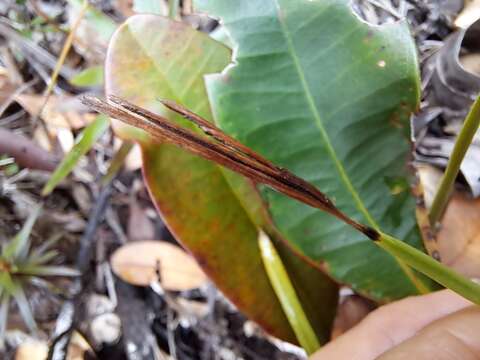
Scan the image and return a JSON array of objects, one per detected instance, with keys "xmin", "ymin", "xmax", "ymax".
[
  {"xmin": 378, "ymin": 232, "xmax": 480, "ymax": 304},
  {"xmin": 429, "ymin": 95, "xmax": 480, "ymax": 227},
  {"xmin": 169, "ymin": 0, "xmax": 180, "ymax": 19},
  {"xmin": 258, "ymin": 231, "xmax": 320, "ymax": 355}
]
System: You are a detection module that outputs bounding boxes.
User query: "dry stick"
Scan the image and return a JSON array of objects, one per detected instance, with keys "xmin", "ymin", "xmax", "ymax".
[
  {"xmin": 81, "ymin": 95, "xmax": 480, "ymax": 304},
  {"xmin": 428, "ymin": 95, "xmax": 480, "ymax": 227},
  {"xmin": 0, "ymin": 127, "xmax": 59, "ymax": 171},
  {"xmin": 32, "ymin": 0, "xmax": 88, "ymax": 149}
]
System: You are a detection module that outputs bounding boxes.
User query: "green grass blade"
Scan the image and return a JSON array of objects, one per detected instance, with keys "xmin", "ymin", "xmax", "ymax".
[
  {"xmin": 429, "ymin": 95, "xmax": 480, "ymax": 226},
  {"xmin": 378, "ymin": 232, "xmax": 480, "ymax": 304},
  {"xmin": 258, "ymin": 231, "xmax": 320, "ymax": 355},
  {"xmin": 19, "ymin": 265, "xmax": 80, "ymax": 277},
  {"xmin": 69, "ymin": 65, "xmax": 104, "ymax": 87},
  {"xmin": 30, "ymin": 232, "xmax": 63, "ymax": 257},
  {"xmin": 2, "ymin": 204, "xmax": 41, "ymax": 261},
  {"xmin": 26, "ymin": 250, "xmax": 59, "ymax": 266},
  {"xmin": 42, "ymin": 114, "xmax": 109, "ymax": 196},
  {"xmin": 12, "ymin": 285, "xmax": 37, "ymax": 332}
]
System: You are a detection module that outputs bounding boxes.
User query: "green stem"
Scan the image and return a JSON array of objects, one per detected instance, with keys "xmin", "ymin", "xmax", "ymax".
[
  {"xmin": 378, "ymin": 232, "xmax": 480, "ymax": 305},
  {"xmin": 258, "ymin": 231, "xmax": 320, "ymax": 355},
  {"xmin": 169, "ymin": 0, "xmax": 180, "ymax": 19},
  {"xmin": 429, "ymin": 95, "xmax": 480, "ymax": 226}
]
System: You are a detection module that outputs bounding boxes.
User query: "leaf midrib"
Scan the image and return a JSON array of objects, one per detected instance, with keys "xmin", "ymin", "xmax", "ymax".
[
  {"xmin": 271, "ymin": 0, "xmax": 429, "ymax": 293},
  {"xmin": 272, "ymin": 0, "xmax": 377, "ymax": 229}
]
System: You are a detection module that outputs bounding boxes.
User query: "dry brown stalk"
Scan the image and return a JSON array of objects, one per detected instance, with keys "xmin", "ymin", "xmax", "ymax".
[{"xmin": 81, "ymin": 95, "xmax": 379, "ymax": 241}]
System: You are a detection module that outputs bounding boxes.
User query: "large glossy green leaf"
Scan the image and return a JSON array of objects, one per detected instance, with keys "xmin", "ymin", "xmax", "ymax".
[
  {"xmin": 105, "ymin": 15, "xmax": 338, "ymax": 343},
  {"xmin": 198, "ymin": 0, "xmax": 435, "ymax": 301}
]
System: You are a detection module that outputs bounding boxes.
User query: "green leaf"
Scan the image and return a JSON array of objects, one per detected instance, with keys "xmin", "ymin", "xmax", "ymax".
[
  {"xmin": 42, "ymin": 115, "xmax": 109, "ymax": 196},
  {"xmin": 2, "ymin": 204, "xmax": 41, "ymax": 262},
  {"xmin": 69, "ymin": 65, "xmax": 104, "ymax": 87},
  {"xmin": 198, "ymin": 0, "xmax": 435, "ymax": 301},
  {"xmin": 105, "ymin": 15, "xmax": 338, "ymax": 343}
]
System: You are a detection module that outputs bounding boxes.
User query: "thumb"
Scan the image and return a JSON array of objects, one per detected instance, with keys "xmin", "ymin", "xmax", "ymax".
[{"xmin": 378, "ymin": 306, "xmax": 480, "ymax": 359}]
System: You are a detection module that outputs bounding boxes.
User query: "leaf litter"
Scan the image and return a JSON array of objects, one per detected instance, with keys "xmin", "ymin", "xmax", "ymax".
[{"xmin": 1, "ymin": 0, "xmax": 479, "ymax": 359}]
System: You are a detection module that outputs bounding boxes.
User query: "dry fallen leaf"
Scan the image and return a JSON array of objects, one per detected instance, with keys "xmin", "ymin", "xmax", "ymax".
[
  {"xmin": 15, "ymin": 341, "xmax": 47, "ymax": 360},
  {"xmin": 436, "ymin": 193, "xmax": 480, "ymax": 277},
  {"xmin": 15, "ymin": 332, "xmax": 92, "ymax": 360},
  {"xmin": 110, "ymin": 240, "xmax": 207, "ymax": 290},
  {"xmin": 455, "ymin": 0, "xmax": 480, "ymax": 28},
  {"xmin": 417, "ymin": 164, "xmax": 480, "ymax": 278},
  {"xmin": 15, "ymin": 94, "xmax": 95, "ymax": 130},
  {"xmin": 0, "ymin": 66, "xmax": 17, "ymax": 108}
]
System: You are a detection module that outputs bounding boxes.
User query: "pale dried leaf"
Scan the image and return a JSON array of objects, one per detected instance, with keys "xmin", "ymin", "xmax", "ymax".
[
  {"xmin": 455, "ymin": 0, "xmax": 480, "ymax": 28},
  {"xmin": 436, "ymin": 193, "xmax": 480, "ymax": 278},
  {"xmin": 460, "ymin": 53, "xmax": 480, "ymax": 76},
  {"xmin": 15, "ymin": 341, "xmax": 48, "ymax": 360},
  {"xmin": 15, "ymin": 94, "xmax": 95, "ymax": 130},
  {"xmin": 110, "ymin": 240, "xmax": 207, "ymax": 290}
]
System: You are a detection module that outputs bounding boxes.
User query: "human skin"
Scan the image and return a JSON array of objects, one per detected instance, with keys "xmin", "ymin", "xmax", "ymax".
[{"xmin": 311, "ymin": 290, "xmax": 479, "ymax": 359}]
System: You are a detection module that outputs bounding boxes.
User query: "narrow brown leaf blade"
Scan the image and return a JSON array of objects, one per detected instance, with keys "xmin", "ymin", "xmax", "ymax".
[{"xmin": 82, "ymin": 95, "xmax": 378, "ymax": 241}]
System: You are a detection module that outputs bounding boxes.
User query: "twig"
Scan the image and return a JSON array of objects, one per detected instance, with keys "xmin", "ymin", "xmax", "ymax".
[
  {"xmin": 0, "ymin": 127, "xmax": 59, "ymax": 171},
  {"xmin": 77, "ymin": 182, "xmax": 113, "ymax": 271},
  {"xmin": 32, "ymin": 0, "xmax": 88, "ymax": 149},
  {"xmin": 429, "ymin": 95, "xmax": 480, "ymax": 227},
  {"xmin": 48, "ymin": 180, "xmax": 115, "ymax": 359}
]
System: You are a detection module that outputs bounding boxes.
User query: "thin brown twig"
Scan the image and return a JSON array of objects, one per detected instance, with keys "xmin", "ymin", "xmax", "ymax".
[
  {"xmin": 81, "ymin": 95, "xmax": 379, "ymax": 241},
  {"xmin": 32, "ymin": 0, "xmax": 88, "ymax": 150}
]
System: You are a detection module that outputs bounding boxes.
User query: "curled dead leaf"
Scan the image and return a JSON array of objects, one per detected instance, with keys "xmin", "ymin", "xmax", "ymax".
[
  {"xmin": 417, "ymin": 164, "xmax": 480, "ymax": 278},
  {"xmin": 110, "ymin": 240, "xmax": 207, "ymax": 290}
]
